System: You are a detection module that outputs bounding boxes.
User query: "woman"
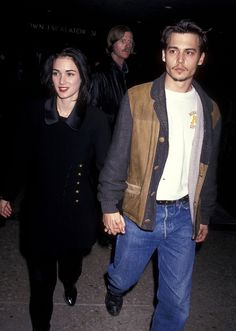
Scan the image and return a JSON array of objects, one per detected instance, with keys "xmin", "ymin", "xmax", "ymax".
[{"xmin": 0, "ymin": 48, "xmax": 111, "ymax": 331}]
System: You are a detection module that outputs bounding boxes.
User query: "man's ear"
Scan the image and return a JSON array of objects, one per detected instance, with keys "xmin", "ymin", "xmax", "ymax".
[
  {"xmin": 198, "ymin": 52, "xmax": 205, "ymax": 66},
  {"xmin": 162, "ymin": 50, "xmax": 166, "ymax": 62}
]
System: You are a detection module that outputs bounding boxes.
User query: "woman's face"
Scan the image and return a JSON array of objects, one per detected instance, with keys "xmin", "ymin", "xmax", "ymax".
[{"xmin": 52, "ymin": 56, "xmax": 82, "ymax": 100}]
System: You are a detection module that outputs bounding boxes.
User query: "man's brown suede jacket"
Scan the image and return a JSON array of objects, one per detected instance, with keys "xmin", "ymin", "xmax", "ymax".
[{"xmin": 98, "ymin": 73, "xmax": 221, "ymax": 238}]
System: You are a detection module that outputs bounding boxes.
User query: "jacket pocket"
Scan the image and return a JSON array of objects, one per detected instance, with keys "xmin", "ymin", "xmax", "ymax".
[
  {"xmin": 125, "ymin": 182, "xmax": 141, "ymax": 195},
  {"xmin": 122, "ymin": 182, "xmax": 141, "ymax": 220}
]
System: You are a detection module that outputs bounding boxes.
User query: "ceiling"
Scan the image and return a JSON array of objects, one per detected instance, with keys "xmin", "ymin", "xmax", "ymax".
[{"xmin": 18, "ymin": 0, "xmax": 236, "ymax": 26}]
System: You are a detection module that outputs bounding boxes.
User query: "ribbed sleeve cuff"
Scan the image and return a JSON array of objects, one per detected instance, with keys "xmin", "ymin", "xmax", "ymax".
[{"xmin": 101, "ymin": 200, "xmax": 119, "ymax": 214}]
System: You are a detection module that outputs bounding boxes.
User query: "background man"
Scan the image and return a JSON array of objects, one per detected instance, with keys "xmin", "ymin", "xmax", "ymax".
[{"xmin": 91, "ymin": 24, "xmax": 135, "ymax": 132}]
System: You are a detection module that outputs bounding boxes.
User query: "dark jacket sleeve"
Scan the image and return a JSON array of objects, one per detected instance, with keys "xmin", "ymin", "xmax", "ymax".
[
  {"xmin": 93, "ymin": 108, "xmax": 111, "ymax": 171},
  {"xmin": 1, "ymin": 103, "xmax": 30, "ymax": 201},
  {"xmin": 90, "ymin": 71, "xmax": 103, "ymax": 110},
  {"xmin": 200, "ymin": 113, "xmax": 222, "ymax": 224},
  {"xmin": 1, "ymin": 99, "xmax": 40, "ymax": 202},
  {"xmin": 97, "ymin": 93, "xmax": 132, "ymax": 213}
]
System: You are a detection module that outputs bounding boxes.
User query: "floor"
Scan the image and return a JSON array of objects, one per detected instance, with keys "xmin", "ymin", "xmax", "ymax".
[{"xmin": 0, "ymin": 204, "xmax": 235, "ymax": 331}]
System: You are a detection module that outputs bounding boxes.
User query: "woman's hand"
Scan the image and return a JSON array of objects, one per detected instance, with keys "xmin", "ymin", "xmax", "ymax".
[{"xmin": 103, "ymin": 212, "xmax": 126, "ymax": 235}]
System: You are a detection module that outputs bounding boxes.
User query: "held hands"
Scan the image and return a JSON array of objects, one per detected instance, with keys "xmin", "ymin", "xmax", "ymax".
[
  {"xmin": 195, "ymin": 224, "xmax": 208, "ymax": 243},
  {"xmin": 103, "ymin": 212, "xmax": 126, "ymax": 236},
  {"xmin": 0, "ymin": 199, "xmax": 12, "ymax": 218}
]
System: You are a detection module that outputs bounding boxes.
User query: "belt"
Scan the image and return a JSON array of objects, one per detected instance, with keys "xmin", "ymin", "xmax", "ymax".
[{"xmin": 156, "ymin": 194, "xmax": 189, "ymax": 205}]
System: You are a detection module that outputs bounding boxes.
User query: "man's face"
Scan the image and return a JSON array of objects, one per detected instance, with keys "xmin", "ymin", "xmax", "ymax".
[
  {"xmin": 112, "ymin": 31, "xmax": 134, "ymax": 60},
  {"xmin": 162, "ymin": 32, "xmax": 205, "ymax": 84}
]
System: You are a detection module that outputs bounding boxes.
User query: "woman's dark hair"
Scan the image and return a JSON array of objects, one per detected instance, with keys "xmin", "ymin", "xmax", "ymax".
[
  {"xmin": 161, "ymin": 19, "xmax": 208, "ymax": 54},
  {"xmin": 41, "ymin": 47, "xmax": 91, "ymax": 110}
]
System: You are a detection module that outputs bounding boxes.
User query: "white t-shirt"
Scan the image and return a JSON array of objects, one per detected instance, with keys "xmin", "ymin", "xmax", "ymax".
[{"xmin": 156, "ymin": 87, "xmax": 200, "ymax": 200}]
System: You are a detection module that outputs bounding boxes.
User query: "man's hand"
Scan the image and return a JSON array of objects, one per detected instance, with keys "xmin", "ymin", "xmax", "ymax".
[
  {"xmin": 195, "ymin": 224, "xmax": 208, "ymax": 243},
  {"xmin": 103, "ymin": 212, "xmax": 125, "ymax": 235},
  {"xmin": 0, "ymin": 199, "xmax": 12, "ymax": 218}
]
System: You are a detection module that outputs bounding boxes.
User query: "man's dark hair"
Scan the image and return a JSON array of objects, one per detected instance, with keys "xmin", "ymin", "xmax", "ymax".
[{"xmin": 161, "ymin": 19, "xmax": 208, "ymax": 53}]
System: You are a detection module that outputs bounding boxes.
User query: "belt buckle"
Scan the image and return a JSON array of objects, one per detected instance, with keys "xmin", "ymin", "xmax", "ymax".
[{"xmin": 156, "ymin": 199, "xmax": 175, "ymax": 205}]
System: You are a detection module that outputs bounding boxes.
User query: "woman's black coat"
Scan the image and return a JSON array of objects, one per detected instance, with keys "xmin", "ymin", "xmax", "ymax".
[{"xmin": 1, "ymin": 97, "xmax": 111, "ymax": 258}]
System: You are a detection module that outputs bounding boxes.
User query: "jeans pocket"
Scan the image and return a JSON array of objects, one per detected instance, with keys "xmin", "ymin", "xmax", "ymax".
[{"xmin": 181, "ymin": 200, "xmax": 190, "ymax": 211}]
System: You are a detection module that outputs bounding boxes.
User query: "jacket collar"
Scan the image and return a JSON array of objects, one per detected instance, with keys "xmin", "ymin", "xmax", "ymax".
[
  {"xmin": 44, "ymin": 97, "xmax": 83, "ymax": 130},
  {"xmin": 109, "ymin": 56, "xmax": 129, "ymax": 74},
  {"xmin": 150, "ymin": 73, "xmax": 166, "ymax": 101}
]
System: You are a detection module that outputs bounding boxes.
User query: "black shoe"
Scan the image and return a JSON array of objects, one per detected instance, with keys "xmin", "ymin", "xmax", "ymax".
[
  {"xmin": 105, "ymin": 290, "xmax": 123, "ymax": 316},
  {"xmin": 64, "ymin": 285, "xmax": 77, "ymax": 306}
]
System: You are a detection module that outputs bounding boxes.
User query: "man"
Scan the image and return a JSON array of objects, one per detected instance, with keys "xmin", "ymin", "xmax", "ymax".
[
  {"xmin": 98, "ymin": 19, "xmax": 221, "ymax": 331},
  {"xmin": 91, "ymin": 24, "xmax": 134, "ymax": 132}
]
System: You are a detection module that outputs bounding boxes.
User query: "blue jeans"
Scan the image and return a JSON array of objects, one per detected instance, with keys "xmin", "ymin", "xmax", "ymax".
[{"xmin": 107, "ymin": 199, "xmax": 196, "ymax": 331}]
